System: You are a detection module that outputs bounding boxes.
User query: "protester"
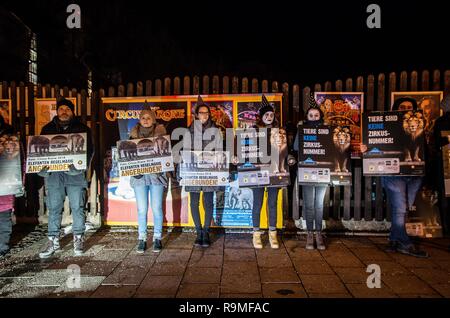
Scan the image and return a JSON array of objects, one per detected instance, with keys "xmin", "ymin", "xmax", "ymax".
[
  {"xmin": 360, "ymin": 97, "xmax": 429, "ymax": 258},
  {"xmin": 250, "ymin": 95, "xmax": 296, "ymax": 249},
  {"xmin": 37, "ymin": 98, "xmax": 94, "ymax": 258},
  {"xmin": 179, "ymin": 96, "xmax": 223, "ymax": 248},
  {"xmin": 293, "ymin": 94, "xmax": 328, "ymax": 250},
  {"xmin": 128, "ymin": 107, "xmax": 168, "ymax": 253}
]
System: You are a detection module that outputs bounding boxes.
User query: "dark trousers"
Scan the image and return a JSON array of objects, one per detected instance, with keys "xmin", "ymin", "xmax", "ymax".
[
  {"xmin": 0, "ymin": 210, "xmax": 12, "ymax": 253},
  {"xmin": 252, "ymin": 187, "xmax": 278, "ymax": 230},
  {"xmin": 190, "ymin": 192, "xmax": 214, "ymax": 232}
]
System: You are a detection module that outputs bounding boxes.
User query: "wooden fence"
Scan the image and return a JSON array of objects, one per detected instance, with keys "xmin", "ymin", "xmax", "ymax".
[{"xmin": 1, "ymin": 69, "xmax": 449, "ymax": 226}]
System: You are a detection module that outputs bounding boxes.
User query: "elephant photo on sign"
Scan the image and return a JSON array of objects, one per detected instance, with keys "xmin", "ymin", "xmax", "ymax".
[
  {"xmin": 49, "ymin": 135, "xmax": 69, "ymax": 153},
  {"xmin": 69, "ymin": 134, "xmax": 85, "ymax": 153},
  {"xmin": 28, "ymin": 135, "xmax": 50, "ymax": 155},
  {"xmin": 118, "ymin": 140, "xmax": 138, "ymax": 159},
  {"xmin": 155, "ymin": 136, "xmax": 170, "ymax": 155}
]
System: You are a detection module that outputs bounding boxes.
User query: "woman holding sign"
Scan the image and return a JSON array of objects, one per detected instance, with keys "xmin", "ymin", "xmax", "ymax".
[
  {"xmin": 293, "ymin": 96, "xmax": 328, "ymax": 250},
  {"xmin": 180, "ymin": 96, "xmax": 223, "ymax": 248},
  {"xmin": 251, "ymin": 95, "xmax": 296, "ymax": 249},
  {"xmin": 130, "ymin": 107, "xmax": 168, "ymax": 253}
]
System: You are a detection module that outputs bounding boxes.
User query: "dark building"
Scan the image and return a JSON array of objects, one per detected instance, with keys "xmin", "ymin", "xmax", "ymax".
[{"xmin": 0, "ymin": 8, "xmax": 35, "ymax": 84}]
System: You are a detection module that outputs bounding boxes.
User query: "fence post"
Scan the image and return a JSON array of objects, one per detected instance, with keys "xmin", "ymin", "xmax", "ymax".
[
  {"xmin": 375, "ymin": 73, "xmax": 386, "ymax": 222},
  {"xmin": 354, "ymin": 76, "xmax": 364, "ymax": 221},
  {"xmin": 183, "ymin": 76, "xmax": 190, "ymax": 95}
]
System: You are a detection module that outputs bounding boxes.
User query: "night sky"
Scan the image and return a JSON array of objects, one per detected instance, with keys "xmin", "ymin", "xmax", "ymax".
[{"xmin": 1, "ymin": 0, "xmax": 449, "ymax": 89}]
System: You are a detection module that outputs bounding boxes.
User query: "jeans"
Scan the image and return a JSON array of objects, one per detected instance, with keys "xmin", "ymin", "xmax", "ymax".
[
  {"xmin": 190, "ymin": 192, "xmax": 214, "ymax": 232},
  {"xmin": 381, "ymin": 176, "xmax": 423, "ymax": 247},
  {"xmin": 133, "ymin": 184, "xmax": 164, "ymax": 241},
  {"xmin": 46, "ymin": 186, "xmax": 86, "ymax": 237},
  {"xmin": 302, "ymin": 185, "xmax": 327, "ymax": 231},
  {"xmin": 252, "ymin": 187, "xmax": 278, "ymax": 231},
  {"xmin": 0, "ymin": 210, "xmax": 12, "ymax": 253}
]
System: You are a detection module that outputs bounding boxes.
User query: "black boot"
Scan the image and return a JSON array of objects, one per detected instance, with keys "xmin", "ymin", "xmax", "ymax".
[
  {"xmin": 396, "ymin": 244, "xmax": 429, "ymax": 258},
  {"xmin": 194, "ymin": 229, "xmax": 203, "ymax": 247},
  {"xmin": 202, "ymin": 229, "xmax": 210, "ymax": 247}
]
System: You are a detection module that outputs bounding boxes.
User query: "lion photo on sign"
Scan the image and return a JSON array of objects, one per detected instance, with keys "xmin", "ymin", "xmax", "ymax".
[
  {"xmin": 0, "ymin": 135, "xmax": 20, "ymax": 159},
  {"xmin": 332, "ymin": 126, "xmax": 351, "ymax": 173},
  {"xmin": 270, "ymin": 128, "xmax": 288, "ymax": 173},
  {"xmin": 402, "ymin": 111, "xmax": 424, "ymax": 162}
]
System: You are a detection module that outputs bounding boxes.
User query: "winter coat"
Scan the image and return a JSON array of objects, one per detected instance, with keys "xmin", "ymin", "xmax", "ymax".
[
  {"xmin": 433, "ymin": 112, "xmax": 450, "ymax": 192},
  {"xmin": 177, "ymin": 119, "xmax": 225, "ymax": 193},
  {"xmin": 128, "ymin": 123, "xmax": 169, "ymax": 188},
  {"xmin": 39, "ymin": 116, "xmax": 94, "ymax": 188}
]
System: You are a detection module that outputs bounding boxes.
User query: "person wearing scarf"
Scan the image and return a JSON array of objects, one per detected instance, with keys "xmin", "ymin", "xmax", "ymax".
[
  {"xmin": 129, "ymin": 107, "xmax": 168, "ymax": 253},
  {"xmin": 37, "ymin": 98, "xmax": 94, "ymax": 259},
  {"xmin": 181, "ymin": 97, "xmax": 223, "ymax": 248},
  {"xmin": 293, "ymin": 95, "xmax": 327, "ymax": 250},
  {"xmin": 251, "ymin": 95, "xmax": 296, "ymax": 249}
]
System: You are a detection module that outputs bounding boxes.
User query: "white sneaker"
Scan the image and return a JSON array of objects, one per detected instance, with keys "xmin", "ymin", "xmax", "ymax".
[
  {"xmin": 39, "ymin": 237, "xmax": 60, "ymax": 259},
  {"xmin": 73, "ymin": 235, "xmax": 84, "ymax": 256}
]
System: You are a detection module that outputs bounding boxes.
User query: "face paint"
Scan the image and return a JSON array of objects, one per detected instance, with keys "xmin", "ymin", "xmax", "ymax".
[
  {"xmin": 307, "ymin": 109, "xmax": 321, "ymax": 121},
  {"xmin": 262, "ymin": 111, "xmax": 274, "ymax": 125}
]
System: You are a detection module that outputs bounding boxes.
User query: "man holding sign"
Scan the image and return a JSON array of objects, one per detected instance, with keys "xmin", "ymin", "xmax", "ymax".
[
  {"xmin": 35, "ymin": 98, "xmax": 94, "ymax": 258},
  {"xmin": 361, "ymin": 97, "xmax": 428, "ymax": 258}
]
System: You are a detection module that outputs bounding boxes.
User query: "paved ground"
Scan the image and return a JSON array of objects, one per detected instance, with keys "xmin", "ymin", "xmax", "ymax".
[{"xmin": 1, "ymin": 225, "xmax": 450, "ymax": 298}]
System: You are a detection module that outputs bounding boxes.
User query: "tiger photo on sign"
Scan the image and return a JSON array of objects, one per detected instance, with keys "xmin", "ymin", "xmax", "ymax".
[
  {"xmin": 402, "ymin": 111, "xmax": 424, "ymax": 162},
  {"xmin": 332, "ymin": 126, "xmax": 351, "ymax": 173}
]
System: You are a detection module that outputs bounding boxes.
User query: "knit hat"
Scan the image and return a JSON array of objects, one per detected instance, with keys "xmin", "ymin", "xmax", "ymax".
[
  {"xmin": 57, "ymin": 98, "xmax": 75, "ymax": 113},
  {"xmin": 258, "ymin": 94, "xmax": 275, "ymax": 118}
]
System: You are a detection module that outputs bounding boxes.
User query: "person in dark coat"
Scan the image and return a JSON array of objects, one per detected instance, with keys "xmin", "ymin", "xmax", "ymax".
[
  {"xmin": 433, "ymin": 94, "xmax": 450, "ymax": 236},
  {"xmin": 360, "ymin": 97, "xmax": 429, "ymax": 258},
  {"xmin": 293, "ymin": 94, "xmax": 328, "ymax": 250},
  {"xmin": 250, "ymin": 95, "xmax": 296, "ymax": 249},
  {"xmin": 178, "ymin": 96, "xmax": 224, "ymax": 248},
  {"xmin": 37, "ymin": 98, "xmax": 94, "ymax": 258}
]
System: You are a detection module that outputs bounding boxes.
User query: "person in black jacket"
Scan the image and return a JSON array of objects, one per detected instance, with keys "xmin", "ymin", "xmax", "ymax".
[
  {"xmin": 250, "ymin": 95, "xmax": 296, "ymax": 249},
  {"xmin": 433, "ymin": 94, "xmax": 450, "ymax": 235},
  {"xmin": 37, "ymin": 98, "xmax": 94, "ymax": 259},
  {"xmin": 178, "ymin": 96, "xmax": 224, "ymax": 248}
]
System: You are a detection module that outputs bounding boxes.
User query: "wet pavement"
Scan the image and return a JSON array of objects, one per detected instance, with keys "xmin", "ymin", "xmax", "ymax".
[{"xmin": 1, "ymin": 225, "xmax": 450, "ymax": 298}]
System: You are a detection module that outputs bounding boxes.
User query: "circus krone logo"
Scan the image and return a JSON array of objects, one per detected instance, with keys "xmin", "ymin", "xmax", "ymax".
[{"xmin": 105, "ymin": 108, "xmax": 185, "ymax": 122}]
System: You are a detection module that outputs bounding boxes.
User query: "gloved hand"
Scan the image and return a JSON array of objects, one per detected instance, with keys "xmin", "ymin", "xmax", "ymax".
[
  {"xmin": 133, "ymin": 174, "xmax": 144, "ymax": 179},
  {"xmin": 287, "ymin": 154, "xmax": 297, "ymax": 166},
  {"xmin": 15, "ymin": 186, "xmax": 25, "ymax": 198},
  {"xmin": 65, "ymin": 164, "xmax": 84, "ymax": 176},
  {"xmin": 37, "ymin": 166, "xmax": 50, "ymax": 178}
]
